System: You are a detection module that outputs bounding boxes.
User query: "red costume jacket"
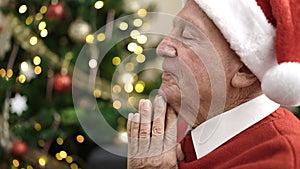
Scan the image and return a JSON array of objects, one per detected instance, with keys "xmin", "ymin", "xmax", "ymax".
[{"xmin": 179, "ymin": 108, "xmax": 300, "ymax": 169}]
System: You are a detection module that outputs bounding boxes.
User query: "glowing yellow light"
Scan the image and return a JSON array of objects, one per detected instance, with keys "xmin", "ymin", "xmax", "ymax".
[
  {"xmin": 19, "ymin": 5, "xmax": 27, "ymax": 14},
  {"xmin": 113, "ymin": 100, "xmax": 122, "ymax": 109},
  {"xmin": 30, "ymin": 36, "xmax": 38, "ymax": 46},
  {"xmin": 56, "ymin": 137, "xmax": 64, "ymax": 145},
  {"xmin": 27, "ymin": 165, "xmax": 34, "ymax": 169},
  {"xmin": 112, "ymin": 56, "xmax": 121, "ymax": 66},
  {"xmin": 20, "ymin": 61, "xmax": 29, "ymax": 72},
  {"xmin": 119, "ymin": 22, "xmax": 129, "ymax": 31},
  {"xmin": 137, "ymin": 9, "xmax": 147, "ymax": 17},
  {"xmin": 130, "ymin": 30, "xmax": 140, "ymax": 39},
  {"xmin": 70, "ymin": 163, "xmax": 78, "ymax": 169},
  {"xmin": 127, "ymin": 42, "xmax": 138, "ymax": 52},
  {"xmin": 133, "ymin": 19, "xmax": 143, "ymax": 27},
  {"xmin": 12, "ymin": 159, "xmax": 19, "ymax": 167},
  {"xmin": 40, "ymin": 6, "xmax": 47, "ymax": 14},
  {"xmin": 89, "ymin": 59, "xmax": 98, "ymax": 69},
  {"xmin": 7, "ymin": 69, "xmax": 13, "ymax": 78},
  {"xmin": 136, "ymin": 54, "xmax": 146, "ymax": 63},
  {"xmin": 137, "ymin": 35, "xmax": 148, "ymax": 44},
  {"xmin": 40, "ymin": 29, "xmax": 48, "ymax": 37},
  {"xmin": 97, "ymin": 33, "xmax": 106, "ymax": 42},
  {"xmin": 118, "ymin": 132, "xmax": 128, "ymax": 143},
  {"xmin": 38, "ymin": 140, "xmax": 45, "ymax": 147},
  {"xmin": 94, "ymin": 89, "xmax": 102, "ymax": 98},
  {"xmin": 128, "ymin": 96, "xmax": 136, "ymax": 105},
  {"xmin": 135, "ymin": 83, "xmax": 145, "ymax": 93},
  {"xmin": 34, "ymin": 66, "xmax": 42, "ymax": 75},
  {"xmin": 0, "ymin": 68, "xmax": 6, "ymax": 78},
  {"xmin": 33, "ymin": 56, "xmax": 41, "ymax": 65},
  {"xmin": 85, "ymin": 34, "xmax": 94, "ymax": 44},
  {"xmin": 56, "ymin": 153, "xmax": 63, "ymax": 160},
  {"xmin": 25, "ymin": 16, "xmax": 33, "ymax": 25},
  {"xmin": 38, "ymin": 157, "xmax": 47, "ymax": 167},
  {"xmin": 66, "ymin": 156, "xmax": 73, "ymax": 163},
  {"xmin": 38, "ymin": 21, "xmax": 46, "ymax": 30},
  {"xmin": 76, "ymin": 135, "xmax": 84, "ymax": 143},
  {"xmin": 59, "ymin": 151, "xmax": 67, "ymax": 159},
  {"xmin": 125, "ymin": 62, "xmax": 134, "ymax": 72},
  {"xmin": 112, "ymin": 85, "xmax": 121, "ymax": 93},
  {"xmin": 124, "ymin": 84, "xmax": 134, "ymax": 93},
  {"xmin": 134, "ymin": 46, "xmax": 143, "ymax": 54},
  {"xmin": 94, "ymin": 1, "xmax": 104, "ymax": 9},
  {"xmin": 34, "ymin": 123, "xmax": 42, "ymax": 131},
  {"xmin": 122, "ymin": 73, "xmax": 134, "ymax": 84},
  {"xmin": 35, "ymin": 13, "xmax": 43, "ymax": 21}
]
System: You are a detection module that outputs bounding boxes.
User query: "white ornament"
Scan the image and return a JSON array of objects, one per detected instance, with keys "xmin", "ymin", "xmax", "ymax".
[
  {"xmin": 10, "ymin": 93, "xmax": 28, "ymax": 116},
  {"xmin": 68, "ymin": 18, "xmax": 92, "ymax": 42}
]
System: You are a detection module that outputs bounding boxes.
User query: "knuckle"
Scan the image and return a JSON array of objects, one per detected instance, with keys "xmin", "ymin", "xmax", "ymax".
[
  {"xmin": 139, "ymin": 129, "xmax": 150, "ymax": 138},
  {"xmin": 152, "ymin": 126, "xmax": 164, "ymax": 136}
]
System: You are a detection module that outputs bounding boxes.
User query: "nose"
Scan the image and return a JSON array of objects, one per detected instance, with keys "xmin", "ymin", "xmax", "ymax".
[{"xmin": 156, "ymin": 37, "xmax": 178, "ymax": 58}]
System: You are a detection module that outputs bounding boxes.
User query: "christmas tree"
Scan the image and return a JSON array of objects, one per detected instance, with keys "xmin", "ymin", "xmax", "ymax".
[{"xmin": 0, "ymin": 0, "xmax": 160, "ymax": 168}]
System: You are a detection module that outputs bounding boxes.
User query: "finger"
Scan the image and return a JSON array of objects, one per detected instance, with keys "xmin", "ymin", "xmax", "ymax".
[
  {"xmin": 127, "ymin": 113, "xmax": 133, "ymax": 138},
  {"xmin": 128, "ymin": 113, "xmax": 140, "ymax": 158},
  {"xmin": 149, "ymin": 95, "xmax": 166, "ymax": 156},
  {"xmin": 137, "ymin": 99, "xmax": 152, "ymax": 157},
  {"xmin": 164, "ymin": 106, "xmax": 178, "ymax": 152}
]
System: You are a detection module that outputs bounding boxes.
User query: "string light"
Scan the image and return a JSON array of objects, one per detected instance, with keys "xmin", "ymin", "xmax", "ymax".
[
  {"xmin": 97, "ymin": 33, "xmax": 106, "ymax": 42},
  {"xmin": 35, "ymin": 13, "xmax": 43, "ymax": 21},
  {"xmin": 6, "ymin": 69, "xmax": 13, "ymax": 78},
  {"xmin": 18, "ymin": 75, "xmax": 26, "ymax": 83},
  {"xmin": 19, "ymin": 5, "xmax": 27, "ymax": 14},
  {"xmin": 76, "ymin": 135, "xmax": 84, "ymax": 143},
  {"xmin": 40, "ymin": 29, "xmax": 48, "ymax": 37},
  {"xmin": 135, "ymin": 82, "xmax": 145, "ymax": 93},
  {"xmin": 130, "ymin": 30, "xmax": 140, "ymax": 39},
  {"xmin": 38, "ymin": 140, "xmax": 45, "ymax": 147},
  {"xmin": 27, "ymin": 165, "xmax": 34, "ymax": 169},
  {"xmin": 25, "ymin": 16, "xmax": 33, "ymax": 25},
  {"xmin": 136, "ymin": 54, "xmax": 146, "ymax": 63},
  {"xmin": 94, "ymin": 1, "xmax": 104, "ymax": 9},
  {"xmin": 88, "ymin": 59, "xmax": 98, "ymax": 69},
  {"xmin": 70, "ymin": 163, "xmax": 79, "ymax": 169},
  {"xmin": 40, "ymin": 6, "xmax": 47, "ymax": 14},
  {"xmin": 20, "ymin": 61, "xmax": 29, "ymax": 72},
  {"xmin": 38, "ymin": 157, "xmax": 47, "ymax": 167},
  {"xmin": 34, "ymin": 123, "xmax": 42, "ymax": 131},
  {"xmin": 66, "ymin": 156, "xmax": 73, "ymax": 163},
  {"xmin": 113, "ymin": 100, "xmax": 122, "ymax": 109},
  {"xmin": 119, "ymin": 22, "xmax": 129, "ymax": 31},
  {"xmin": 29, "ymin": 36, "xmax": 38, "ymax": 46},
  {"xmin": 127, "ymin": 42, "xmax": 138, "ymax": 52},
  {"xmin": 128, "ymin": 96, "xmax": 136, "ymax": 105},
  {"xmin": 12, "ymin": 159, "xmax": 20, "ymax": 167},
  {"xmin": 118, "ymin": 132, "xmax": 128, "ymax": 143},
  {"xmin": 137, "ymin": 35, "xmax": 148, "ymax": 44},
  {"xmin": 56, "ymin": 137, "xmax": 64, "ymax": 145},
  {"xmin": 94, "ymin": 89, "xmax": 102, "ymax": 98},
  {"xmin": 133, "ymin": 19, "xmax": 143, "ymax": 27},
  {"xmin": 56, "ymin": 153, "xmax": 63, "ymax": 160},
  {"xmin": 112, "ymin": 56, "xmax": 121, "ymax": 66},
  {"xmin": 34, "ymin": 66, "xmax": 42, "ymax": 75},
  {"xmin": 85, "ymin": 34, "xmax": 94, "ymax": 44},
  {"xmin": 33, "ymin": 56, "xmax": 41, "ymax": 65},
  {"xmin": 137, "ymin": 9, "xmax": 147, "ymax": 17},
  {"xmin": 124, "ymin": 84, "xmax": 134, "ymax": 93},
  {"xmin": 125, "ymin": 62, "xmax": 134, "ymax": 72},
  {"xmin": 38, "ymin": 21, "xmax": 46, "ymax": 30},
  {"xmin": 134, "ymin": 46, "xmax": 143, "ymax": 54},
  {"xmin": 112, "ymin": 85, "xmax": 122, "ymax": 93},
  {"xmin": 0, "ymin": 68, "xmax": 6, "ymax": 78},
  {"xmin": 59, "ymin": 151, "xmax": 67, "ymax": 159}
]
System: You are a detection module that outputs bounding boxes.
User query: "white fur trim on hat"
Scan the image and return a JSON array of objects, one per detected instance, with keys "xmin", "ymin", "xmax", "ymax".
[{"xmin": 262, "ymin": 62, "xmax": 300, "ymax": 106}]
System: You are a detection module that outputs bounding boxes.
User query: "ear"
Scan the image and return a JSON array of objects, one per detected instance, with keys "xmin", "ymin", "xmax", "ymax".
[{"xmin": 231, "ymin": 65, "xmax": 258, "ymax": 88}]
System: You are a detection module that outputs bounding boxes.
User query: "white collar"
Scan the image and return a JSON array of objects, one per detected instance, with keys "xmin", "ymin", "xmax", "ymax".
[{"xmin": 191, "ymin": 94, "xmax": 280, "ymax": 159}]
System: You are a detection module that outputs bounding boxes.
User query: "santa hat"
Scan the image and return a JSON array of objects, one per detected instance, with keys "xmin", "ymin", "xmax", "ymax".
[{"xmin": 184, "ymin": 0, "xmax": 300, "ymax": 106}]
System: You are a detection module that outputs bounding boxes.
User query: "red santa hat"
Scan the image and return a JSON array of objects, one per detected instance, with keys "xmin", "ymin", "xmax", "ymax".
[{"xmin": 186, "ymin": 0, "xmax": 300, "ymax": 106}]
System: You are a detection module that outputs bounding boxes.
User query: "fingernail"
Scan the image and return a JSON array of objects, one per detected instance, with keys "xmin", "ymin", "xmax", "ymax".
[
  {"xmin": 143, "ymin": 100, "xmax": 151, "ymax": 110},
  {"xmin": 132, "ymin": 113, "xmax": 140, "ymax": 122},
  {"xmin": 128, "ymin": 113, "xmax": 133, "ymax": 120}
]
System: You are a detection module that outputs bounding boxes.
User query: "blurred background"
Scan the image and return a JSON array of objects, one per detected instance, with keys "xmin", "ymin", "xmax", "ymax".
[
  {"xmin": 0, "ymin": 0, "xmax": 299, "ymax": 169},
  {"xmin": 0, "ymin": 0, "xmax": 181, "ymax": 168}
]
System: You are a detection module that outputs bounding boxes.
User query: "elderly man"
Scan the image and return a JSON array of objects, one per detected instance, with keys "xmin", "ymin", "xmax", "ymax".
[{"xmin": 127, "ymin": 0, "xmax": 300, "ymax": 168}]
